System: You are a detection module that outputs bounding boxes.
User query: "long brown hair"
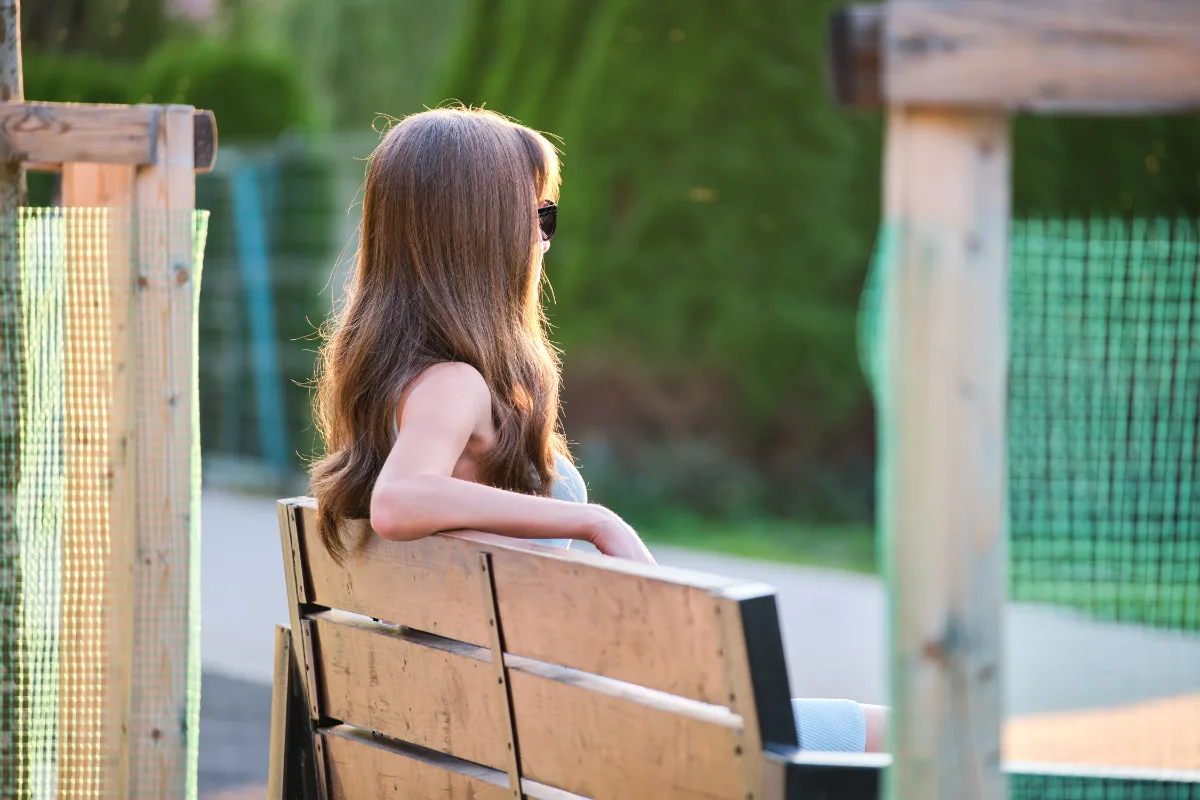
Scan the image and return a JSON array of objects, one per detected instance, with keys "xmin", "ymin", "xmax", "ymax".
[{"xmin": 310, "ymin": 106, "xmax": 569, "ymax": 562}]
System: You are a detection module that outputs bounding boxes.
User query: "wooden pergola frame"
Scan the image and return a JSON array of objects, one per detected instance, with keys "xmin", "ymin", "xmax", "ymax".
[
  {"xmin": 1, "ymin": 101, "xmax": 217, "ymax": 173},
  {"xmin": 826, "ymin": 1, "xmax": 1200, "ymax": 799},
  {"xmin": 1, "ymin": 2, "xmax": 218, "ymax": 797}
]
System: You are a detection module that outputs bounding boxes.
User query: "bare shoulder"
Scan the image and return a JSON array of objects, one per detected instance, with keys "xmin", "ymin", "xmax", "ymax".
[
  {"xmin": 398, "ymin": 362, "xmax": 491, "ymax": 429},
  {"xmin": 408, "ymin": 361, "xmax": 488, "ymax": 395}
]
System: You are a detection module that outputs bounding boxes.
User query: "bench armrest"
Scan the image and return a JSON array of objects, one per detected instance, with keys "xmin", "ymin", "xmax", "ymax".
[{"xmin": 764, "ymin": 746, "xmax": 887, "ymax": 799}]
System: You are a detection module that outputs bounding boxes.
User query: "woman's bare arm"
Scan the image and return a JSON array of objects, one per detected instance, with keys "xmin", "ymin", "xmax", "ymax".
[
  {"xmin": 862, "ymin": 704, "xmax": 889, "ymax": 752},
  {"xmin": 369, "ymin": 364, "xmax": 654, "ymax": 562}
]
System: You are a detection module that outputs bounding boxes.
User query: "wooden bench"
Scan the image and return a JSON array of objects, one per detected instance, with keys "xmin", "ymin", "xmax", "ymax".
[{"xmin": 266, "ymin": 497, "xmax": 883, "ymax": 800}]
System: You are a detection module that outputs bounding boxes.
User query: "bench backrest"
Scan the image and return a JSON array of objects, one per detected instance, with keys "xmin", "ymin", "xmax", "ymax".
[{"xmin": 276, "ymin": 497, "xmax": 799, "ymax": 800}]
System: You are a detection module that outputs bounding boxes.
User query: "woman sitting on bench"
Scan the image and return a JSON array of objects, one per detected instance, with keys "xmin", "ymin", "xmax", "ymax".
[{"xmin": 309, "ymin": 105, "xmax": 887, "ymax": 754}]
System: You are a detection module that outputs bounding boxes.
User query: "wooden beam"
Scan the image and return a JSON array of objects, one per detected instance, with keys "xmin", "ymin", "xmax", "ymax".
[
  {"xmin": 0, "ymin": 1, "xmax": 27, "ymax": 797},
  {"xmin": 829, "ymin": 0, "xmax": 1200, "ymax": 112},
  {"xmin": 0, "ymin": 103, "xmax": 217, "ymax": 169},
  {"xmin": 60, "ymin": 163, "xmax": 137, "ymax": 799},
  {"xmin": 192, "ymin": 109, "xmax": 217, "ymax": 173},
  {"xmin": 128, "ymin": 105, "xmax": 198, "ymax": 797},
  {"xmin": 881, "ymin": 107, "xmax": 1009, "ymax": 800},
  {"xmin": 1, "ymin": 103, "xmax": 156, "ymax": 165},
  {"xmin": 828, "ymin": 4, "xmax": 883, "ymax": 109}
]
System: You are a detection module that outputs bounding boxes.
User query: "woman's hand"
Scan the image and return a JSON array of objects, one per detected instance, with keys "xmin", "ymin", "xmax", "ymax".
[
  {"xmin": 862, "ymin": 704, "xmax": 889, "ymax": 753},
  {"xmin": 586, "ymin": 506, "xmax": 657, "ymax": 564}
]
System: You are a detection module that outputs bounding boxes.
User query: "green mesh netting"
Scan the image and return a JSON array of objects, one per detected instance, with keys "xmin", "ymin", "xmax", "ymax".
[
  {"xmin": 0, "ymin": 207, "xmax": 208, "ymax": 799},
  {"xmin": 1011, "ymin": 772, "xmax": 1200, "ymax": 799},
  {"xmin": 1007, "ymin": 219, "xmax": 1200, "ymax": 628},
  {"xmin": 862, "ymin": 217, "xmax": 1200, "ymax": 784}
]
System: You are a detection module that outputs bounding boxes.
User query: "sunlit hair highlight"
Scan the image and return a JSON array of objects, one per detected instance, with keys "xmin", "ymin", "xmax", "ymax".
[{"xmin": 310, "ymin": 105, "xmax": 567, "ymax": 562}]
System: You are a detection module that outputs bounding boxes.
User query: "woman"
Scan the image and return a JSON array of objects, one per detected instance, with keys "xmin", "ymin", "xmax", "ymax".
[{"xmin": 310, "ymin": 105, "xmax": 885, "ymax": 753}]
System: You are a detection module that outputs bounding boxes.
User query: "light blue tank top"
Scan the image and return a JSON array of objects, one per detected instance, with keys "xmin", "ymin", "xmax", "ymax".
[{"xmin": 534, "ymin": 452, "xmax": 586, "ymax": 549}]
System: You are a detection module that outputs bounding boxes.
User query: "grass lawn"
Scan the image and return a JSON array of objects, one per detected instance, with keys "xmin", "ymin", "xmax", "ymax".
[
  {"xmin": 636, "ymin": 518, "xmax": 1199, "ymax": 632},
  {"xmin": 635, "ymin": 515, "xmax": 877, "ymax": 575}
]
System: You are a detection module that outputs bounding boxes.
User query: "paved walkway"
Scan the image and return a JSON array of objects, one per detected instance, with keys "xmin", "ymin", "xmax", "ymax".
[{"xmin": 198, "ymin": 488, "xmax": 1200, "ymax": 795}]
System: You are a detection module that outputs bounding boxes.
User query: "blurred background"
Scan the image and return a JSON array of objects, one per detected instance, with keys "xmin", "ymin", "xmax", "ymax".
[
  {"xmin": 23, "ymin": 0, "xmax": 1200, "ymax": 554},
  {"xmin": 20, "ymin": 1, "xmax": 1200, "ymax": 796}
]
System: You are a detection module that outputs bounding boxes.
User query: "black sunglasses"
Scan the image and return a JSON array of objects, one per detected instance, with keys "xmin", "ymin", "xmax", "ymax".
[{"xmin": 538, "ymin": 201, "xmax": 558, "ymax": 241}]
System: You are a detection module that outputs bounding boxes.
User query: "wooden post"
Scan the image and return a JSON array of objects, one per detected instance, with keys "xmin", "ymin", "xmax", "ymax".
[
  {"xmin": 829, "ymin": 3, "xmax": 1200, "ymax": 797},
  {"xmin": 60, "ymin": 164, "xmax": 136, "ymax": 798},
  {"xmin": 58, "ymin": 203, "xmax": 109, "ymax": 799},
  {"xmin": 128, "ymin": 105, "xmax": 197, "ymax": 798},
  {"xmin": 0, "ymin": 1, "xmax": 25, "ymax": 797},
  {"xmin": 880, "ymin": 106, "xmax": 1010, "ymax": 800},
  {"xmin": 829, "ymin": 1, "xmax": 1200, "ymax": 797},
  {"xmin": 0, "ymin": 37, "xmax": 213, "ymax": 796}
]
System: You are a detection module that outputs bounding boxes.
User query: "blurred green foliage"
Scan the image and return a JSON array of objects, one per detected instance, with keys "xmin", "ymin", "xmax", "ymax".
[
  {"xmin": 1013, "ymin": 116, "xmax": 1200, "ymax": 217},
  {"xmin": 137, "ymin": 42, "xmax": 311, "ymax": 139},
  {"xmin": 439, "ymin": 0, "xmax": 882, "ymax": 518},
  {"xmin": 259, "ymin": 0, "xmax": 465, "ymax": 130},
  {"xmin": 22, "ymin": 53, "xmax": 131, "ymax": 103},
  {"xmin": 438, "ymin": 0, "xmax": 1200, "ymax": 521},
  {"xmin": 22, "ymin": 0, "xmax": 168, "ymax": 60},
  {"xmin": 640, "ymin": 516, "xmax": 875, "ymax": 574},
  {"xmin": 22, "ymin": 0, "xmax": 1200, "ymax": 524},
  {"xmin": 24, "ymin": 42, "xmax": 310, "ymax": 140},
  {"xmin": 444, "ymin": 1, "xmax": 881, "ymax": 424}
]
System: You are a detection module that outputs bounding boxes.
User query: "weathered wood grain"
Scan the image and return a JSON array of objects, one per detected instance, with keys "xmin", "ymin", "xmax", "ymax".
[
  {"xmin": 0, "ymin": 102, "xmax": 156, "ymax": 165},
  {"xmin": 829, "ymin": 0, "xmax": 1200, "ymax": 112},
  {"xmin": 0, "ymin": 103, "xmax": 217, "ymax": 169},
  {"xmin": 307, "ymin": 611, "xmax": 745, "ymax": 800},
  {"xmin": 128, "ymin": 105, "xmax": 197, "ymax": 798},
  {"xmin": 322, "ymin": 725, "xmax": 514, "ymax": 800},
  {"xmin": 293, "ymin": 501, "xmax": 746, "ymax": 704},
  {"xmin": 60, "ymin": 162, "xmax": 136, "ymax": 800},
  {"xmin": 310, "ymin": 613, "xmax": 509, "ymax": 770},
  {"xmin": 881, "ymin": 106, "xmax": 1010, "ymax": 800}
]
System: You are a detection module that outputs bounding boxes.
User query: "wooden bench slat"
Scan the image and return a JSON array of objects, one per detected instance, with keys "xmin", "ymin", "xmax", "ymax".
[
  {"xmin": 509, "ymin": 668, "xmax": 743, "ymax": 800},
  {"xmin": 322, "ymin": 725, "xmax": 589, "ymax": 800},
  {"xmin": 309, "ymin": 611, "xmax": 746, "ymax": 800},
  {"xmin": 311, "ymin": 613, "xmax": 510, "ymax": 769},
  {"xmin": 322, "ymin": 725, "xmax": 510, "ymax": 800},
  {"xmin": 490, "ymin": 544, "xmax": 736, "ymax": 707},
  {"xmin": 293, "ymin": 502, "xmax": 748, "ymax": 704}
]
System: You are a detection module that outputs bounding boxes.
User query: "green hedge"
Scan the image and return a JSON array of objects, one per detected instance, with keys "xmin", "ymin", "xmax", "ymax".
[
  {"xmin": 138, "ymin": 42, "xmax": 311, "ymax": 139},
  {"xmin": 24, "ymin": 41, "xmax": 310, "ymax": 140},
  {"xmin": 22, "ymin": 53, "xmax": 132, "ymax": 104},
  {"xmin": 437, "ymin": 0, "xmax": 881, "ymax": 517},
  {"xmin": 441, "ymin": 0, "xmax": 881, "ymax": 427},
  {"xmin": 438, "ymin": 0, "xmax": 1200, "ymax": 520},
  {"xmin": 1014, "ymin": 116, "xmax": 1200, "ymax": 217}
]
